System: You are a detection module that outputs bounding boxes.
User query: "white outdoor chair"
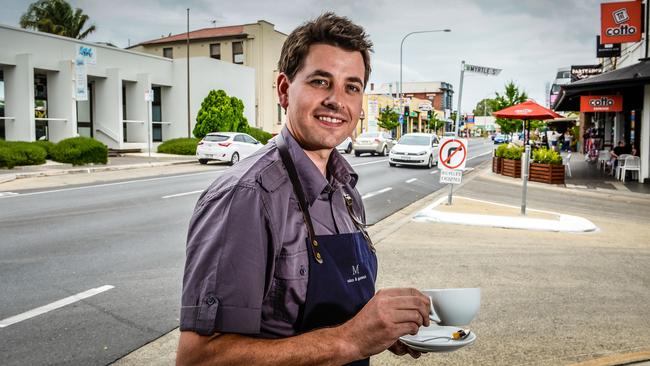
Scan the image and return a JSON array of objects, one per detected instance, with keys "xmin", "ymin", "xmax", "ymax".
[
  {"xmin": 563, "ymin": 153, "xmax": 572, "ymax": 178},
  {"xmin": 597, "ymin": 150, "xmax": 610, "ymax": 171},
  {"xmin": 615, "ymin": 154, "xmax": 632, "ymax": 179},
  {"xmin": 619, "ymin": 156, "xmax": 640, "ymax": 182}
]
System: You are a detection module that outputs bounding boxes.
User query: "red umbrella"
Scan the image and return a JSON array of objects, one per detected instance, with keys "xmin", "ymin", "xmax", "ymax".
[
  {"xmin": 493, "ymin": 100, "xmax": 563, "ymax": 120},
  {"xmin": 493, "ymin": 100, "xmax": 563, "ymax": 145}
]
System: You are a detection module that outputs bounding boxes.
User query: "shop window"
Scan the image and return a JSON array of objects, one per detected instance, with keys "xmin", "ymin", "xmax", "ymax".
[
  {"xmin": 210, "ymin": 43, "xmax": 221, "ymax": 60},
  {"xmin": 152, "ymin": 86, "xmax": 162, "ymax": 142},
  {"xmin": 163, "ymin": 47, "xmax": 173, "ymax": 59},
  {"xmin": 232, "ymin": 41, "xmax": 244, "ymax": 64}
]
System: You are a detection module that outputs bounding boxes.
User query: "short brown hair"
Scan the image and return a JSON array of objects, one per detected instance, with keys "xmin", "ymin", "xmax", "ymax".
[{"xmin": 278, "ymin": 12, "xmax": 373, "ymax": 86}]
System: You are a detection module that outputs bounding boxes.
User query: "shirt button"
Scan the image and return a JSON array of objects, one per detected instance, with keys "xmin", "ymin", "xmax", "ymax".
[
  {"xmin": 299, "ymin": 265, "xmax": 306, "ymax": 276},
  {"xmin": 206, "ymin": 296, "xmax": 216, "ymax": 305}
]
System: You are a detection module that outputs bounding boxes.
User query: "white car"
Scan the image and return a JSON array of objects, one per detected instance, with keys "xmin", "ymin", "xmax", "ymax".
[
  {"xmin": 336, "ymin": 136, "xmax": 353, "ymax": 154},
  {"xmin": 196, "ymin": 132, "xmax": 263, "ymax": 165},
  {"xmin": 389, "ymin": 133, "xmax": 440, "ymax": 168}
]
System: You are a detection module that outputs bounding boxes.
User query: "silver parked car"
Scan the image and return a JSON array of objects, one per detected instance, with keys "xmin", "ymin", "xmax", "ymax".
[{"xmin": 353, "ymin": 131, "xmax": 396, "ymax": 156}]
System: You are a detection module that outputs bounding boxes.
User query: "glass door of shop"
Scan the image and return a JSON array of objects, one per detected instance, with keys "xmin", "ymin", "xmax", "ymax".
[
  {"xmin": 77, "ymin": 82, "xmax": 93, "ymax": 137},
  {"xmin": 35, "ymin": 73, "xmax": 48, "ymax": 140}
]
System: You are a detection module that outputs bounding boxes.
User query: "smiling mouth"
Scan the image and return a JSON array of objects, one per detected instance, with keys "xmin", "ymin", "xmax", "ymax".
[{"xmin": 316, "ymin": 115, "xmax": 346, "ymax": 124}]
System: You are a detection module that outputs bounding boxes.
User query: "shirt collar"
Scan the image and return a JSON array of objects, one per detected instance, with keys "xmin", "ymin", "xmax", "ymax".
[{"xmin": 280, "ymin": 127, "xmax": 358, "ymax": 205}]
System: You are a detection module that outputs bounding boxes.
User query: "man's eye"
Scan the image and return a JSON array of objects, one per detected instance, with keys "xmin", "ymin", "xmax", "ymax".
[
  {"xmin": 311, "ymin": 79, "xmax": 328, "ymax": 87},
  {"xmin": 347, "ymin": 85, "xmax": 361, "ymax": 93}
]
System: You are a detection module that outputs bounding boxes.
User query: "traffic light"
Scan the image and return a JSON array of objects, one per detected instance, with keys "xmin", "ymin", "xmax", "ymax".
[
  {"xmin": 426, "ymin": 110, "xmax": 432, "ymax": 119},
  {"xmin": 403, "ymin": 106, "xmax": 410, "ymax": 117}
]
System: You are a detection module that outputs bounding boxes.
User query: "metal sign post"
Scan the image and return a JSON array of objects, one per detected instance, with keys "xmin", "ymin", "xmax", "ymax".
[{"xmin": 521, "ymin": 144, "xmax": 531, "ymax": 215}]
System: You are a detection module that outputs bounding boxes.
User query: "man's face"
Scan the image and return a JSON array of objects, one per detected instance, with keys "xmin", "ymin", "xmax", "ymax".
[{"xmin": 278, "ymin": 43, "xmax": 365, "ymax": 152}]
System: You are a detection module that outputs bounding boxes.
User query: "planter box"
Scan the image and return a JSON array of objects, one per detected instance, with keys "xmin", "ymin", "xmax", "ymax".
[
  {"xmin": 501, "ymin": 159, "xmax": 521, "ymax": 178},
  {"xmin": 529, "ymin": 163, "xmax": 565, "ymax": 184},
  {"xmin": 492, "ymin": 156, "xmax": 503, "ymax": 174}
]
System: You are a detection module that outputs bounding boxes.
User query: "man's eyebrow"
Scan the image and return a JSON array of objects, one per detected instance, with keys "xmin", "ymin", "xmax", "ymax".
[{"xmin": 307, "ymin": 70, "xmax": 364, "ymax": 86}]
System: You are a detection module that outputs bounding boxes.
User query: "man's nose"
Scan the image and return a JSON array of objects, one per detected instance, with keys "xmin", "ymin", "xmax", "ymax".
[{"xmin": 323, "ymin": 87, "xmax": 345, "ymax": 111}]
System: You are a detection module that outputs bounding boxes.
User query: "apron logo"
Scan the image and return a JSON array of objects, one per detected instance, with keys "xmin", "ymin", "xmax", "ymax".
[{"xmin": 352, "ymin": 264, "xmax": 360, "ymax": 276}]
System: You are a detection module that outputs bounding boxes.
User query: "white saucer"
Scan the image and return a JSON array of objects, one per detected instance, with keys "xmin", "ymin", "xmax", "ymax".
[{"xmin": 398, "ymin": 325, "xmax": 476, "ymax": 353}]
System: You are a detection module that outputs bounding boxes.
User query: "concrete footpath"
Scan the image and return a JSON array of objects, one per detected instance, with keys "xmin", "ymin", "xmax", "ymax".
[
  {"xmin": 111, "ymin": 163, "xmax": 650, "ymax": 366},
  {"xmin": 3, "ymin": 157, "xmax": 649, "ymax": 365}
]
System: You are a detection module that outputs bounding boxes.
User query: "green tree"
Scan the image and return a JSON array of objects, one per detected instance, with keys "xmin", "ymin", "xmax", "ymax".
[
  {"xmin": 193, "ymin": 90, "xmax": 249, "ymax": 139},
  {"xmin": 489, "ymin": 81, "xmax": 528, "ymax": 134},
  {"xmin": 472, "ymin": 98, "xmax": 494, "ymax": 116},
  {"xmin": 376, "ymin": 106, "xmax": 400, "ymax": 131},
  {"xmin": 20, "ymin": 0, "xmax": 96, "ymax": 40},
  {"xmin": 428, "ymin": 115, "xmax": 446, "ymax": 135}
]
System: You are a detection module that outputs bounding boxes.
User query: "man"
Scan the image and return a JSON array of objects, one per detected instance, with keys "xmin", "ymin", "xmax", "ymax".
[
  {"xmin": 177, "ymin": 13, "xmax": 431, "ymax": 366},
  {"xmin": 608, "ymin": 140, "xmax": 634, "ymax": 174}
]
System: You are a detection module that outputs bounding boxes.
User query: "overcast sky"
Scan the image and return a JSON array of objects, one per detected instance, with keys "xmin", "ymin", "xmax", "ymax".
[{"xmin": 1, "ymin": 0, "xmax": 604, "ymax": 114}]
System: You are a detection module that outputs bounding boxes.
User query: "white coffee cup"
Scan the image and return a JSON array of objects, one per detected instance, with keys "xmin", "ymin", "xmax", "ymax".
[{"xmin": 423, "ymin": 288, "xmax": 480, "ymax": 326}]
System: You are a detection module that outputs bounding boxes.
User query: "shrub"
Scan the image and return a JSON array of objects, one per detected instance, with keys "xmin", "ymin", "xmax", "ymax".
[
  {"xmin": 497, "ymin": 144, "xmax": 524, "ymax": 160},
  {"xmin": 0, "ymin": 141, "xmax": 47, "ymax": 168},
  {"xmin": 494, "ymin": 144, "xmax": 508, "ymax": 158},
  {"xmin": 247, "ymin": 127, "xmax": 273, "ymax": 144},
  {"xmin": 32, "ymin": 140, "xmax": 55, "ymax": 159},
  {"xmin": 532, "ymin": 148, "xmax": 562, "ymax": 165},
  {"xmin": 157, "ymin": 138, "xmax": 200, "ymax": 155},
  {"xmin": 193, "ymin": 89, "xmax": 249, "ymax": 139},
  {"xmin": 51, "ymin": 137, "xmax": 108, "ymax": 166}
]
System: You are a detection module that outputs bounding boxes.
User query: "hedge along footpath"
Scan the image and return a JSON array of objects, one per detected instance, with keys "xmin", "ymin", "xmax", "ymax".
[
  {"xmin": 248, "ymin": 127, "xmax": 273, "ymax": 144},
  {"xmin": 157, "ymin": 138, "xmax": 200, "ymax": 155},
  {"xmin": 0, "ymin": 141, "xmax": 47, "ymax": 169},
  {"xmin": 50, "ymin": 137, "xmax": 108, "ymax": 166}
]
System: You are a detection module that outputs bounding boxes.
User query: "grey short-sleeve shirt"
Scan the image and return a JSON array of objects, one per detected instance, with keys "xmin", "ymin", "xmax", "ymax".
[{"xmin": 180, "ymin": 128, "xmax": 366, "ymax": 338}]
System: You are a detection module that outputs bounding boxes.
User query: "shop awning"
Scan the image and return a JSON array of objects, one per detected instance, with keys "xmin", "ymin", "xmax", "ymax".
[{"xmin": 554, "ymin": 59, "xmax": 650, "ymax": 111}]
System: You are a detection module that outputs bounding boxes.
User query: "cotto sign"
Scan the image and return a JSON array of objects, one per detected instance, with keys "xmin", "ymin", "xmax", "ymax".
[
  {"xmin": 580, "ymin": 95, "xmax": 623, "ymax": 112},
  {"xmin": 600, "ymin": 1, "xmax": 642, "ymax": 44}
]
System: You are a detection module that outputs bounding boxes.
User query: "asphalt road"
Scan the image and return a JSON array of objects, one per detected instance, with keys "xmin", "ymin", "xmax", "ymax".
[{"xmin": 0, "ymin": 138, "xmax": 494, "ymax": 365}]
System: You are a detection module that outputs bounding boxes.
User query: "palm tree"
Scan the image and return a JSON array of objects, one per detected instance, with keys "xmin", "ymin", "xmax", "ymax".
[{"xmin": 20, "ymin": 0, "xmax": 96, "ymax": 40}]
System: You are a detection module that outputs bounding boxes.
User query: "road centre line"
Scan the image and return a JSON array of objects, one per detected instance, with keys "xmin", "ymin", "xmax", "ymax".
[
  {"xmin": 362, "ymin": 187, "xmax": 392, "ymax": 200},
  {"xmin": 406, "ymin": 178, "xmax": 417, "ymax": 183},
  {"xmin": 350, "ymin": 159, "xmax": 388, "ymax": 167},
  {"xmin": 0, "ymin": 285, "xmax": 114, "ymax": 328},
  {"xmin": 162, "ymin": 190, "xmax": 204, "ymax": 199},
  {"xmin": 0, "ymin": 171, "xmax": 220, "ymax": 199}
]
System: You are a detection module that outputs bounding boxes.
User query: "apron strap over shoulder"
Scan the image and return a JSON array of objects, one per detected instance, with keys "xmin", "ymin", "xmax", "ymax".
[{"xmin": 276, "ymin": 134, "xmax": 323, "ymax": 264}]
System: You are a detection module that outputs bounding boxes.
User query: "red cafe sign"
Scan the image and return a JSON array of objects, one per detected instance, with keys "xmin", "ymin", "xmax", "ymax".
[
  {"xmin": 580, "ymin": 95, "xmax": 623, "ymax": 112},
  {"xmin": 600, "ymin": 1, "xmax": 642, "ymax": 44}
]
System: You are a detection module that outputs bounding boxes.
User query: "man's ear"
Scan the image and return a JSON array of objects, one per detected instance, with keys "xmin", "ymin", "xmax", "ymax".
[{"xmin": 277, "ymin": 73, "xmax": 290, "ymax": 110}]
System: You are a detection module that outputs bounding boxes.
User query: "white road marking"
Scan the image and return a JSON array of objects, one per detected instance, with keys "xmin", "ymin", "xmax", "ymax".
[
  {"xmin": 350, "ymin": 159, "xmax": 389, "ymax": 167},
  {"xmin": 0, "ymin": 192, "xmax": 19, "ymax": 197},
  {"xmin": 162, "ymin": 190, "xmax": 204, "ymax": 199},
  {"xmin": 0, "ymin": 285, "xmax": 114, "ymax": 328},
  {"xmin": 406, "ymin": 178, "xmax": 417, "ymax": 183},
  {"xmin": 430, "ymin": 170, "xmax": 439, "ymax": 175},
  {"xmin": 362, "ymin": 187, "xmax": 392, "ymax": 200},
  {"xmin": 467, "ymin": 151, "xmax": 493, "ymax": 161},
  {"xmin": 0, "ymin": 171, "xmax": 221, "ymax": 199}
]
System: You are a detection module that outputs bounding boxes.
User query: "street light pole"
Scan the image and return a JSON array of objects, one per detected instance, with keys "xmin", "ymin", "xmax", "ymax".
[{"xmin": 399, "ymin": 29, "xmax": 450, "ymax": 136}]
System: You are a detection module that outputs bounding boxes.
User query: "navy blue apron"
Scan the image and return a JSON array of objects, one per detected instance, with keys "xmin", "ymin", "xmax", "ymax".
[{"xmin": 277, "ymin": 135, "xmax": 378, "ymax": 366}]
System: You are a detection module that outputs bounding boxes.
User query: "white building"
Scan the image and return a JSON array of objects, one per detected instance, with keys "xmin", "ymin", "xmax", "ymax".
[{"xmin": 0, "ymin": 24, "xmax": 255, "ymax": 150}]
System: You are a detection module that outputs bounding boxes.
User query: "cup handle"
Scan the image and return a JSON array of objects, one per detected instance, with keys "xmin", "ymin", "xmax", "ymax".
[{"xmin": 428, "ymin": 296, "xmax": 441, "ymax": 323}]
